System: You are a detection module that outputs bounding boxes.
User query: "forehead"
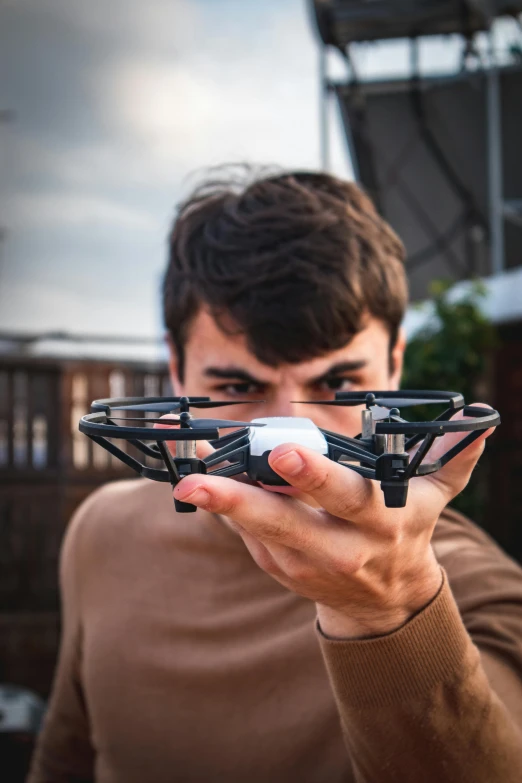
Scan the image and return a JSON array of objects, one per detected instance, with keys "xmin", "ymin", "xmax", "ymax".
[{"xmin": 184, "ymin": 310, "xmax": 390, "ymax": 381}]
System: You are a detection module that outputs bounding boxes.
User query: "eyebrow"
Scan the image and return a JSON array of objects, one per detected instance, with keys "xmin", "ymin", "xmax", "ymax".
[
  {"xmin": 203, "ymin": 360, "xmax": 367, "ymax": 386},
  {"xmin": 309, "ymin": 360, "xmax": 367, "ymax": 385},
  {"xmin": 204, "ymin": 367, "xmax": 267, "ymax": 384}
]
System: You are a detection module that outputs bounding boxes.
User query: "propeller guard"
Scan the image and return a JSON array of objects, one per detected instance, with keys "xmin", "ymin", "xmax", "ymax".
[{"xmin": 78, "ymin": 392, "xmax": 500, "ymax": 512}]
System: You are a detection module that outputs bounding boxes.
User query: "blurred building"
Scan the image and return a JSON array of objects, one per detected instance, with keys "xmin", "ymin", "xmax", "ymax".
[
  {"xmin": 312, "ymin": 0, "xmax": 522, "ymax": 562},
  {"xmin": 0, "ymin": 337, "xmax": 170, "ymax": 700}
]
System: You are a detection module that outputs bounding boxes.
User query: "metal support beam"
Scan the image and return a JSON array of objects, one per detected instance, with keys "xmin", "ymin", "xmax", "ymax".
[
  {"xmin": 486, "ymin": 30, "xmax": 505, "ymax": 275},
  {"xmin": 504, "ymin": 199, "xmax": 522, "ymax": 228},
  {"xmin": 319, "ymin": 47, "xmax": 330, "ymax": 171}
]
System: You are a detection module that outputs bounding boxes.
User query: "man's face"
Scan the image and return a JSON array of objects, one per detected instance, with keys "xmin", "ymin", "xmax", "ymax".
[{"xmin": 168, "ymin": 310, "xmax": 405, "ymax": 438}]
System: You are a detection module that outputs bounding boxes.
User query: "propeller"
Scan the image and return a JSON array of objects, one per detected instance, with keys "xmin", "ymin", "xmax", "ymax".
[
  {"xmin": 189, "ymin": 419, "xmax": 265, "ymax": 430},
  {"xmin": 109, "ymin": 399, "xmax": 262, "ymax": 413},
  {"xmin": 109, "ymin": 416, "xmax": 264, "ymax": 429},
  {"xmin": 293, "ymin": 397, "xmax": 446, "ymax": 408}
]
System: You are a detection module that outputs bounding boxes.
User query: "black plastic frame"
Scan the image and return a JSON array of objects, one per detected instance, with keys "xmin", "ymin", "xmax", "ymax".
[{"xmin": 78, "ymin": 392, "xmax": 500, "ymax": 510}]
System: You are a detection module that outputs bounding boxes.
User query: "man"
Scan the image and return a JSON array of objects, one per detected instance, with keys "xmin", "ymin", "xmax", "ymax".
[{"xmin": 29, "ymin": 171, "xmax": 522, "ymax": 782}]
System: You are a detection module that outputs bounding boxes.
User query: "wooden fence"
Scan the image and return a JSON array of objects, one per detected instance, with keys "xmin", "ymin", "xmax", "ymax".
[{"xmin": 0, "ymin": 357, "xmax": 170, "ymax": 696}]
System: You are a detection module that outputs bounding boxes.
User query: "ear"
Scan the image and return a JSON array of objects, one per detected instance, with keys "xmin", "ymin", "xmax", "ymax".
[
  {"xmin": 165, "ymin": 333, "xmax": 182, "ymax": 395},
  {"xmin": 390, "ymin": 326, "xmax": 406, "ymax": 390}
]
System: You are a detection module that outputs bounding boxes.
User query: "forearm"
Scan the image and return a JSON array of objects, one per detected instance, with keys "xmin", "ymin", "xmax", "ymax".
[{"xmin": 318, "ymin": 572, "xmax": 522, "ymax": 783}]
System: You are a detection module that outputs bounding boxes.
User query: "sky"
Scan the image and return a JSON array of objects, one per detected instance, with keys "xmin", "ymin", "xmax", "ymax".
[
  {"xmin": 1, "ymin": 0, "xmax": 518, "ymax": 345},
  {"xmin": 0, "ymin": 0, "xmax": 353, "ymax": 341}
]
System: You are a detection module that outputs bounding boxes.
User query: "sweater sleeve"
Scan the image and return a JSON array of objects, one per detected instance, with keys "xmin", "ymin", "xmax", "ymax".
[
  {"xmin": 317, "ymin": 509, "xmax": 522, "ymax": 783},
  {"xmin": 27, "ymin": 499, "xmax": 95, "ymax": 783}
]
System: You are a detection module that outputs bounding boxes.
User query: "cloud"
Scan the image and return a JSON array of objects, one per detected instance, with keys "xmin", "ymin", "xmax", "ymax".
[
  {"xmin": 0, "ymin": 275, "xmax": 161, "ymax": 337},
  {"xmin": 6, "ymin": 191, "xmax": 157, "ymax": 231},
  {"xmin": 0, "ymin": 0, "xmax": 351, "ymax": 336}
]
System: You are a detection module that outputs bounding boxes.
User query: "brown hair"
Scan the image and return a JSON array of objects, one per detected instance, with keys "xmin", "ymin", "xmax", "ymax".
[{"xmin": 163, "ymin": 168, "xmax": 408, "ymax": 380}]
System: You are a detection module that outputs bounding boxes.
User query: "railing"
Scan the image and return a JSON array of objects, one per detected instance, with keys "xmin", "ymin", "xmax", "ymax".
[
  {"xmin": 0, "ymin": 357, "xmax": 170, "ymax": 477},
  {"xmin": 0, "ymin": 355, "xmax": 170, "ymax": 697}
]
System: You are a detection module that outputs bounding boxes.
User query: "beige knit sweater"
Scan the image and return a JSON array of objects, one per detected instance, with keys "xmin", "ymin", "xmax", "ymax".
[{"xmin": 28, "ymin": 478, "xmax": 522, "ymax": 782}]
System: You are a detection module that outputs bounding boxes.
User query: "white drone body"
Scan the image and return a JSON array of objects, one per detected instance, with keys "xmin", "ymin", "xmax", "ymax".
[
  {"xmin": 248, "ymin": 417, "xmax": 328, "ymax": 456},
  {"xmin": 246, "ymin": 417, "xmax": 328, "ymax": 485}
]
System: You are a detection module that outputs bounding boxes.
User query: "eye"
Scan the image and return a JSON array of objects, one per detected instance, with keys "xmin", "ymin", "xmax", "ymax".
[
  {"xmin": 214, "ymin": 382, "xmax": 266, "ymax": 397},
  {"xmin": 315, "ymin": 377, "xmax": 355, "ymax": 393}
]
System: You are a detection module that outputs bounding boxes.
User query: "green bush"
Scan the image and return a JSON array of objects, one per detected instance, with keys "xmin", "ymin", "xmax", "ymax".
[{"xmin": 402, "ymin": 279, "xmax": 496, "ymax": 521}]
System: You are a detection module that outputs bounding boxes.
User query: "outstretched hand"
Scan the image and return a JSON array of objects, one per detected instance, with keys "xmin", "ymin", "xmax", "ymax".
[{"xmin": 168, "ymin": 408, "xmax": 493, "ymax": 639}]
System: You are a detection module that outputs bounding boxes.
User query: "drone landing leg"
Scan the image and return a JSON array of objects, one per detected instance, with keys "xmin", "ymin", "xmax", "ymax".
[
  {"xmin": 376, "ymin": 432, "xmax": 410, "ymax": 508},
  {"xmin": 375, "ymin": 453, "xmax": 409, "ymax": 507},
  {"xmin": 156, "ymin": 442, "xmax": 207, "ymax": 513}
]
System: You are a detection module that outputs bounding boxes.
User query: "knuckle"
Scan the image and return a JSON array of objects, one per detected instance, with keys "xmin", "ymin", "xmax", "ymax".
[
  {"xmin": 259, "ymin": 502, "xmax": 296, "ymax": 545},
  {"xmin": 255, "ymin": 549, "xmax": 279, "ymax": 575},
  {"xmin": 350, "ymin": 549, "xmax": 367, "ymax": 572},
  {"xmin": 215, "ymin": 491, "xmax": 240, "ymax": 516},
  {"xmin": 340, "ymin": 473, "xmax": 377, "ymax": 518},
  {"xmin": 302, "ymin": 466, "xmax": 330, "ymax": 494},
  {"xmin": 331, "ymin": 548, "xmax": 365, "ymax": 575},
  {"xmin": 286, "ymin": 525, "xmax": 312, "ymax": 552},
  {"xmin": 286, "ymin": 559, "xmax": 315, "ymax": 583},
  {"xmin": 261, "ymin": 519, "xmax": 287, "ymax": 542},
  {"xmin": 334, "ymin": 491, "xmax": 359, "ymax": 519},
  {"xmin": 352, "ymin": 481, "xmax": 374, "ymax": 513},
  {"xmin": 334, "ymin": 485, "xmax": 369, "ymax": 519},
  {"xmin": 328, "ymin": 553, "xmax": 350, "ymax": 574},
  {"xmin": 380, "ymin": 518, "xmax": 404, "ymax": 546}
]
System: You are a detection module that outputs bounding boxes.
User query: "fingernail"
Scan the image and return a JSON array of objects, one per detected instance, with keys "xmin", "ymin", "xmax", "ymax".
[
  {"xmin": 272, "ymin": 449, "xmax": 304, "ymax": 476},
  {"xmin": 175, "ymin": 486, "xmax": 210, "ymax": 506}
]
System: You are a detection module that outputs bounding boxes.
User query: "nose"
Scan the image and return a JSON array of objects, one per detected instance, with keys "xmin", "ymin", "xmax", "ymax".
[{"xmin": 262, "ymin": 389, "xmax": 306, "ymax": 419}]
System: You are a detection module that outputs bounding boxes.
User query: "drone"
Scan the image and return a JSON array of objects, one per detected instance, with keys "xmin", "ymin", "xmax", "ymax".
[{"xmin": 79, "ymin": 391, "xmax": 500, "ymax": 512}]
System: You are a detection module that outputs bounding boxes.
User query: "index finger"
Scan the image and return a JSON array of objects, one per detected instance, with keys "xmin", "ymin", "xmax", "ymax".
[
  {"xmin": 173, "ymin": 471, "xmax": 320, "ymax": 549},
  {"xmin": 268, "ymin": 443, "xmax": 376, "ymax": 522}
]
